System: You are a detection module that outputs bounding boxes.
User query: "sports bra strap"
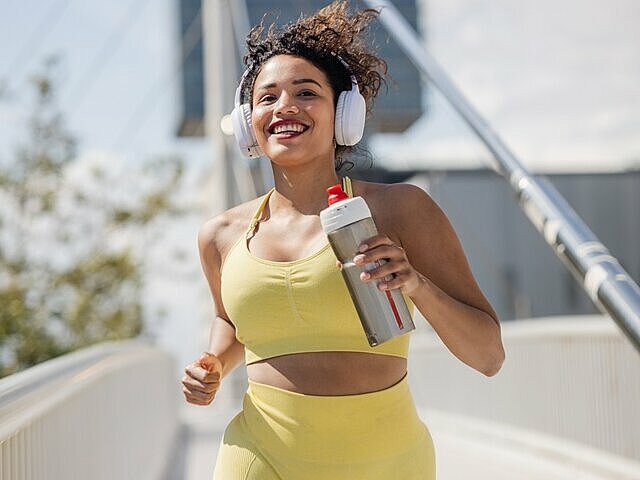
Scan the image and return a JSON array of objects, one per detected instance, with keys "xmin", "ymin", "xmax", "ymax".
[
  {"xmin": 342, "ymin": 175, "xmax": 353, "ymax": 198},
  {"xmin": 246, "ymin": 176, "xmax": 352, "ymax": 235},
  {"xmin": 247, "ymin": 187, "xmax": 275, "ymax": 234}
]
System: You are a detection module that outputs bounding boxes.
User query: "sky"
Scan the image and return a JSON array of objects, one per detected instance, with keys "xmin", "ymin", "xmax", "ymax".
[
  {"xmin": 1, "ymin": 0, "xmax": 639, "ymax": 371},
  {"xmin": 0, "ymin": 0, "xmax": 208, "ymax": 166},
  {"xmin": 373, "ymin": 0, "xmax": 640, "ymax": 172}
]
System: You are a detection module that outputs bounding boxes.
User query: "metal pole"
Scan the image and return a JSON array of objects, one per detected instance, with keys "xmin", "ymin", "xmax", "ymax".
[
  {"xmin": 202, "ymin": 0, "xmax": 231, "ymax": 212},
  {"xmin": 220, "ymin": 0, "xmax": 259, "ymax": 202},
  {"xmin": 364, "ymin": 0, "xmax": 640, "ymax": 353},
  {"xmin": 227, "ymin": 0, "xmax": 275, "ymax": 194}
]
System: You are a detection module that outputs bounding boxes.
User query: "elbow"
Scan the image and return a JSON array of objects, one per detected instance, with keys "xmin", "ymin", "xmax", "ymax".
[
  {"xmin": 482, "ymin": 358, "xmax": 503, "ymax": 377},
  {"xmin": 482, "ymin": 343, "xmax": 505, "ymax": 377},
  {"xmin": 482, "ymin": 314, "xmax": 504, "ymax": 377}
]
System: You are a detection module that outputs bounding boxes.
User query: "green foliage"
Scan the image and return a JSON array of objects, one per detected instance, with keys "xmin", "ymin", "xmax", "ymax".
[{"xmin": 0, "ymin": 58, "xmax": 184, "ymax": 378}]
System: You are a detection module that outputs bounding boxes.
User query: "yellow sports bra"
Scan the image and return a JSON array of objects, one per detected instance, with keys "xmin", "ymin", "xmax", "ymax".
[{"xmin": 220, "ymin": 177, "xmax": 414, "ymax": 365}]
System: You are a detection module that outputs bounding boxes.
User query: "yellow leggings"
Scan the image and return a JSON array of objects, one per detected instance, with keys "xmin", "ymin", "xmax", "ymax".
[{"xmin": 213, "ymin": 375, "xmax": 435, "ymax": 479}]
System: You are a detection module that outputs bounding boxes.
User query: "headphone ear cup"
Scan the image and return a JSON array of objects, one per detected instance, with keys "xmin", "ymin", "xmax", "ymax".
[
  {"xmin": 231, "ymin": 103, "xmax": 264, "ymax": 158},
  {"xmin": 240, "ymin": 103, "xmax": 264, "ymax": 158},
  {"xmin": 334, "ymin": 87, "xmax": 366, "ymax": 146},
  {"xmin": 334, "ymin": 92, "xmax": 347, "ymax": 146}
]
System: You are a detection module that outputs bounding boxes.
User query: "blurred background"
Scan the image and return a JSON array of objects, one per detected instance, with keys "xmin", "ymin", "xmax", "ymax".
[{"xmin": 0, "ymin": 1, "xmax": 639, "ymax": 479}]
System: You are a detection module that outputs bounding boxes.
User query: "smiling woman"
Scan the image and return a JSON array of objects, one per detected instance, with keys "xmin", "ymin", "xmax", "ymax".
[
  {"xmin": 251, "ymin": 55, "xmax": 336, "ymax": 167},
  {"xmin": 236, "ymin": 1, "xmax": 385, "ymax": 171},
  {"xmin": 181, "ymin": 1, "xmax": 504, "ymax": 479}
]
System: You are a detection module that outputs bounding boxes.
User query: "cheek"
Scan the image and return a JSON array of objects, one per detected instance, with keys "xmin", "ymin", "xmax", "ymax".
[
  {"xmin": 306, "ymin": 105, "xmax": 335, "ymax": 135},
  {"xmin": 250, "ymin": 109, "xmax": 267, "ymax": 138},
  {"xmin": 325, "ymin": 110, "xmax": 336, "ymax": 138}
]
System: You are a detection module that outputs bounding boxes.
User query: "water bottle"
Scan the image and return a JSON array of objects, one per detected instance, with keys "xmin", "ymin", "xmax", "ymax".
[{"xmin": 319, "ymin": 183, "xmax": 415, "ymax": 347}]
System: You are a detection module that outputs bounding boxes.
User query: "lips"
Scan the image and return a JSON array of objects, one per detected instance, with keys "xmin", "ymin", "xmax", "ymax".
[{"xmin": 268, "ymin": 119, "xmax": 309, "ymax": 136}]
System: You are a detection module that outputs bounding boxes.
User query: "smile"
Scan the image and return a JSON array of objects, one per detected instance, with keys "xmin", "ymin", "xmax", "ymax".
[{"xmin": 268, "ymin": 120, "xmax": 309, "ymax": 136}]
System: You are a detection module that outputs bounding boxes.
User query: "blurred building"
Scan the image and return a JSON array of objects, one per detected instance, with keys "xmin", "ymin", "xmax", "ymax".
[
  {"xmin": 176, "ymin": 0, "xmax": 423, "ymax": 138},
  {"xmin": 409, "ymin": 170, "xmax": 640, "ymax": 321},
  {"xmin": 176, "ymin": 0, "xmax": 205, "ymax": 137}
]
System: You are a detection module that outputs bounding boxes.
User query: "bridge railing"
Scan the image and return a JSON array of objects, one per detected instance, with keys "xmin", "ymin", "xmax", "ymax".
[
  {"xmin": 409, "ymin": 314, "xmax": 640, "ymax": 468},
  {"xmin": 0, "ymin": 341, "xmax": 180, "ymax": 480}
]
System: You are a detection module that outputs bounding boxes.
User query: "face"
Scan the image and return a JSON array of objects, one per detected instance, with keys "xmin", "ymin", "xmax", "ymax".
[{"xmin": 251, "ymin": 55, "xmax": 336, "ymax": 167}]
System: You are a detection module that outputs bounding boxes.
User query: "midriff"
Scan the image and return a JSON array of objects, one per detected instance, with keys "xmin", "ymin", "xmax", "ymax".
[{"xmin": 247, "ymin": 351, "xmax": 407, "ymax": 396}]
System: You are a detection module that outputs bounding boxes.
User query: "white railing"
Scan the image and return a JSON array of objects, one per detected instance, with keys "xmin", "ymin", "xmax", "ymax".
[
  {"xmin": 408, "ymin": 315, "xmax": 640, "ymax": 466},
  {"xmin": 422, "ymin": 408, "xmax": 640, "ymax": 480},
  {"xmin": 0, "ymin": 341, "xmax": 180, "ymax": 480}
]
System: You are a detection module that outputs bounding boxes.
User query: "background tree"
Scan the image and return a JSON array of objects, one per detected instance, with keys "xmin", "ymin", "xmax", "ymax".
[{"xmin": 0, "ymin": 57, "xmax": 185, "ymax": 378}]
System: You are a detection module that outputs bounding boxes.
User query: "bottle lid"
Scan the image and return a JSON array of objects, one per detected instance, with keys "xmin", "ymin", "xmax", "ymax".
[
  {"xmin": 327, "ymin": 184, "xmax": 349, "ymax": 205},
  {"xmin": 320, "ymin": 187, "xmax": 372, "ymax": 234}
]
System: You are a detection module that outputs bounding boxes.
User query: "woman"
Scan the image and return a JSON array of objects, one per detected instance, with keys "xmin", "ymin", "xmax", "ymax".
[{"xmin": 182, "ymin": 2, "xmax": 504, "ymax": 478}]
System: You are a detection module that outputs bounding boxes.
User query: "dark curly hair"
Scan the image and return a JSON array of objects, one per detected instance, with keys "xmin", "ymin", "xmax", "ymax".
[{"xmin": 242, "ymin": 0, "xmax": 387, "ymax": 170}]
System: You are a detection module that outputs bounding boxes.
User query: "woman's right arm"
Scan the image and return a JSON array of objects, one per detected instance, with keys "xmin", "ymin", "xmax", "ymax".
[
  {"xmin": 182, "ymin": 217, "xmax": 245, "ymax": 406},
  {"xmin": 197, "ymin": 218, "xmax": 245, "ymax": 377}
]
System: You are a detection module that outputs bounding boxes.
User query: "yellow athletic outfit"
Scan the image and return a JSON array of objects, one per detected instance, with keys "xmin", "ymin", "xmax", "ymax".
[{"xmin": 214, "ymin": 177, "xmax": 435, "ymax": 479}]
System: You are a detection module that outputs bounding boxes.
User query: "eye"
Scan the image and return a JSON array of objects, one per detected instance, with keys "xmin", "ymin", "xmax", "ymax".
[
  {"xmin": 299, "ymin": 90, "xmax": 317, "ymax": 97},
  {"xmin": 258, "ymin": 94, "xmax": 276, "ymax": 103}
]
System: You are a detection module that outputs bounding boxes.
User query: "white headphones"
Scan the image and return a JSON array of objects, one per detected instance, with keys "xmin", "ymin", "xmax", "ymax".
[{"xmin": 230, "ymin": 55, "xmax": 366, "ymax": 158}]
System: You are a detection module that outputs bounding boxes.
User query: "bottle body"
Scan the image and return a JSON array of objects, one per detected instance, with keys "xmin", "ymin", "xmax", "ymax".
[{"xmin": 321, "ymin": 196, "xmax": 415, "ymax": 347}]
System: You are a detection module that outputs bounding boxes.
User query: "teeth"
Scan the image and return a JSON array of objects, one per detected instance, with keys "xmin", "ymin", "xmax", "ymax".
[{"xmin": 273, "ymin": 123, "xmax": 305, "ymax": 134}]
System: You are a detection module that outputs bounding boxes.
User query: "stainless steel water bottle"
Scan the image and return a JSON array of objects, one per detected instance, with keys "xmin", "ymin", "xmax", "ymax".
[{"xmin": 320, "ymin": 183, "xmax": 415, "ymax": 346}]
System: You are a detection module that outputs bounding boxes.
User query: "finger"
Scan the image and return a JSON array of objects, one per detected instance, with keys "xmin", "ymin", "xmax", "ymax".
[
  {"xmin": 186, "ymin": 364, "xmax": 219, "ymax": 383},
  {"xmin": 183, "ymin": 386, "xmax": 205, "ymax": 403},
  {"xmin": 182, "ymin": 376, "xmax": 219, "ymax": 394},
  {"xmin": 183, "ymin": 384, "xmax": 216, "ymax": 402},
  {"xmin": 376, "ymin": 271, "xmax": 411, "ymax": 291},
  {"xmin": 335, "ymin": 260, "xmax": 343, "ymax": 270},
  {"xmin": 354, "ymin": 245, "xmax": 406, "ymax": 265},
  {"xmin": 198, "ymin": 352, "xmax": 222, "ymax": 371},
  {"xmin": 357, "ymin": 234, "xmax": 395, "ymax": 253},
  {"xmin": 200, "ymin": 368, "xmax": 222, "ymax": 383},
  {"xmin": 184, "ymin": 389, "xmax": 214, "ymax": 406},
  {"xmin": 359, "ymin": 262, "xmax": 399, "ymax": 282}
]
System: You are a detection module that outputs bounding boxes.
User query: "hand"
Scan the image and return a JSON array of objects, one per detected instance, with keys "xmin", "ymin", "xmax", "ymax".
[
  {"xmin": 182, "ymin": 352, "xmax": 223, "ymax": 406},
  {"xmin": 353, "ymin": 234, "xmax": 424, "ymax": 296}
]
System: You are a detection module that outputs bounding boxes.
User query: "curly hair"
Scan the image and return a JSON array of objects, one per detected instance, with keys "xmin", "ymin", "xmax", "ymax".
[{"xmin": 242, "ymin": 0, "xmax": 387, "ymax": 170}]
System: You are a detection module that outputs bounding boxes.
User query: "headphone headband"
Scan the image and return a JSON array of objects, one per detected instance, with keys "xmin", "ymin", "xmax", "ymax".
[
  {"xmin": 235, "ymin": 53, "xmax": 357, "ymax": 106},
  {"xmin": 331, "ymin": 53, "xmax": 360, "ymax": 90}
]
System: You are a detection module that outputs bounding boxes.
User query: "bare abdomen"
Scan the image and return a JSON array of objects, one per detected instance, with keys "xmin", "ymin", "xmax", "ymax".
[{"xmin": 247, "ymin": 351, "xmax": 407, "ymax": 396}]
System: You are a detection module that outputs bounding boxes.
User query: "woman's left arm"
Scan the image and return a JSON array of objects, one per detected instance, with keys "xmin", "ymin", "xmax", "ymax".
[{"xmin": 356, "ymin": 184, "xmax": 505, "ymax": 376}]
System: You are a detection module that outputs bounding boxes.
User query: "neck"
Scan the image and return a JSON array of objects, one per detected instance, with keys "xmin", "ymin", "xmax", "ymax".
[{"xmin": 270, "ymin": 162, "xmax": 342, "ymax": 216}]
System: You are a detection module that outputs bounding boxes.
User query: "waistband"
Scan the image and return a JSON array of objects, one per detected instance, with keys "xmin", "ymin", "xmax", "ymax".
[{"xmin": 242, "ymin": 375, "xmax": 426, "ymax": 463}]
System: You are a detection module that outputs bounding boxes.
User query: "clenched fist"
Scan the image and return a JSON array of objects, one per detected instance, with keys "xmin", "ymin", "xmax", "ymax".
[{"xmin": 182, "ymin": 352, "xmax": 223, "ymax": 406}]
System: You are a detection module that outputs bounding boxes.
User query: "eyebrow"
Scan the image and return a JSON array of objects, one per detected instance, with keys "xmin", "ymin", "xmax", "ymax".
[{"xmin": 256, "ymin": 78, "xmax": 323, "ymax": 91}]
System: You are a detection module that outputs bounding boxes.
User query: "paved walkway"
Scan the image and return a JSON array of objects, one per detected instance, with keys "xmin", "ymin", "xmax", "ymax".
[
  {"xmin": 178, "ymin": 403, "xmax": 237, "ymax": 480},
  {"xmin": 176, "ymin": 367, "xmax": 245, "ymax": 480}
]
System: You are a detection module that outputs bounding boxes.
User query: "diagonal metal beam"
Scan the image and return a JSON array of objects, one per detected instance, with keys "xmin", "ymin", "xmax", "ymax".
[{"xmin": 364, "ymin": 0, "xmax": 640, "ymax": 353}]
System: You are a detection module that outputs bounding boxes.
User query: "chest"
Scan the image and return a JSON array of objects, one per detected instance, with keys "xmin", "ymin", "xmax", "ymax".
[
  {"xmin": 220, "ymin": 241, "xmax": 361, "ymax": 341},
  {"xmin": 247, "ymin": 216, "xmax": 329, "ymax": 263}
]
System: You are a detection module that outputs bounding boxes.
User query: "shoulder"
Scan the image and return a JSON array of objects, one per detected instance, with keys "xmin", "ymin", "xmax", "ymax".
[
  {"xmin": 197, "ymin": 195, "xmax": 265, "ymax": 266},
  {"xmin": 352, "ymin": 179, "xmax": 436, "ymax": 208},
  {"xmin": 352, "ymin": 179, "xmax": 444, "ymax": 234}
]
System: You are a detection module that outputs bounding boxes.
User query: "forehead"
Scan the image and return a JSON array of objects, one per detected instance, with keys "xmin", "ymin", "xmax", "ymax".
[{"xmin": 253, "ymin": 55, "xmax": 330, "ymax": 90}]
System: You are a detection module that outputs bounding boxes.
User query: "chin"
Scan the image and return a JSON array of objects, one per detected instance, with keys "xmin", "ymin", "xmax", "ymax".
[
  {"xmin": 268, "ymin": 142, "xmax": 333, "ymax": 166},
  {"xmin": 267, "ymin": 150, "xmax": 309, "ymax": 168},
  {"xmin": 265, "ymin": 145, "xmax": 310, "ymax": 164}
]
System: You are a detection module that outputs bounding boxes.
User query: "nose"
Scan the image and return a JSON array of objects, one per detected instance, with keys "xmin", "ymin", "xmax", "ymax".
[{"xmin": 274, "ymin": 91, "xmax": 299, "ymax": 115}]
